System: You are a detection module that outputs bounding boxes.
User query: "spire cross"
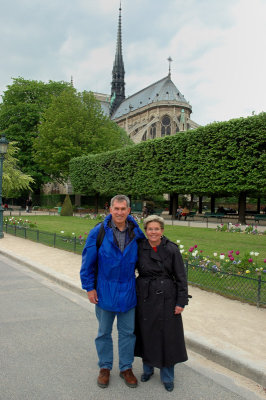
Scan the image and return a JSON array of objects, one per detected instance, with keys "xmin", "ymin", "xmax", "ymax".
[{"xmin": 167, "ymin": 56, "xmax": 173, "ymax": 76}]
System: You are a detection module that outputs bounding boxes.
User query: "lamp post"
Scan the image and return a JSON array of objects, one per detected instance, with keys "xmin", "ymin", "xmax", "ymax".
[{"xmin": 0, "ymin": 135, "xmax": 9, "ymax": 238}]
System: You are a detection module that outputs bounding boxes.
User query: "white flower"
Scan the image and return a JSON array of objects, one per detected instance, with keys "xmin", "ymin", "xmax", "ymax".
[
  {"xmin": 180, "ymin": 245, "xmax": 184, "ymax": 249},
  {"xmin": 180, "ymin": 249, "xmax": 184, "ymax": 254},
  {"xmin": 254, "ymin": 252, "xmax": 259, "ymax": 256},
  {"xmin": 72, "ymin": 232, "xmax": 75, "ymax": 235},
  {"xmin": 176, "ymin": 240, "xmax": 181, "ymax": 244},
  {"xmin": 60, "ymin": 231, "xmax": 64, "ymax": 234},
  {"xmin": 213, "ymin": 252, "xmax": 217, "ymax": 257},
  {"xmin": 220, "ymin": 255, "xmax": 225, "ymax": 260},
  {"xmin": 250, "ymin": 251, "xmax": 254, "ymax": 255}
]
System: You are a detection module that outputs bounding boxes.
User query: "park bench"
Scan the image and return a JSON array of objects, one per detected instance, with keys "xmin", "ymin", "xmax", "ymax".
[
  {"xmin": 203, "ymin": 212, "xmax": 225, "ymax": 222},
  {"xmin": 153, "ymin": 209, "xmax": 163, "ymax": 215},
  {"xmin": 186, "ymin": 211, "xmax": 196, "ymax": 220},
  {"xmin": 254, "ymin": 214, "xmax": 266, "ymax": 224}
]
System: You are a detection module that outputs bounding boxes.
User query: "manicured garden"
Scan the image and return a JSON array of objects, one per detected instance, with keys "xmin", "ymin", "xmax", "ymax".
[
  {"xmin": 5, "ymin": 214, "xmax": 266, "ymax": 266},
  {"xmin": 5, "ymin": 214, "xmax": 266, "ymax": 306}
]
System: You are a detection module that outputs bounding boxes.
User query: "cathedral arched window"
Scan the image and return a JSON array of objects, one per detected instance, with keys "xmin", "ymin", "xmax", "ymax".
[
  {"xmin": 150, "ymin": 123, "xmax": 156, "ymax": 139},
  {"xmin": 142, "ymin": 131, "xmax": 147, "ymax": 141},
  {"xmin": 161, "ymin": 115, "xmax": 171, "ymax": 137}
]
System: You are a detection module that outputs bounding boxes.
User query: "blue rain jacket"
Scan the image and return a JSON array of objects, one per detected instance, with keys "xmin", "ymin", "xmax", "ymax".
[{"xmin": 80, "ymin": 214, "xmax": 145, "ymax": 312}]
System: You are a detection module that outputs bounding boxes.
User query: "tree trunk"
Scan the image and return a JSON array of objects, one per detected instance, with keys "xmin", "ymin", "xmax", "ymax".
[
  {"xmin": 238, "ymin": 192, "xmax": 246, "ymax": 224},
  {"xmin": 169, "ymin": 194, "xmax": 173, "ymax": 216},
  {"xmin": 172, "ymin": 193, "xmax": 178, "ymax": 219},
  {"xmin": 190, "ymin": 194, "xmax": 194, "ymax": 210},
  {"xmin": 198, "ymin": 196, "xmax": 203, "ymax": 214},
  {"xmin": 75, "ymin": 194, "xmax": 81, "ymax": 206},
  {"xmin": 257, "ymin": 197, "xmax": 261, "ymax": 214},
  {"xmin": 211, "ymin": 195, "xmax": 215, "ymax": 213},
  {"xmin": 95, "ymin": 193, "xmax": 99, "ymax": 214}
]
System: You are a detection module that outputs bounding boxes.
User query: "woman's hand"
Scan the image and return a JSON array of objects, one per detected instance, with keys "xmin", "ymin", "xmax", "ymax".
[{"xmin": 174, "ymin": 306, "xmax": 184, "ymax": 314}]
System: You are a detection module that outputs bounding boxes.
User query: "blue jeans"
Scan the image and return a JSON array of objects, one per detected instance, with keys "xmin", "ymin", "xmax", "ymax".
[
  {"xmin": 143, "ymin": 363, "xmax": 174, "ymax": 383},
  {"xmin": 95, "ymin": 305, "xmax": 136, "ymax": 371}
]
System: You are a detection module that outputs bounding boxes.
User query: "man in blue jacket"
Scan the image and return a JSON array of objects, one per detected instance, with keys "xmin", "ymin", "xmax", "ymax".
[{"xmin": 80, "ymin": 194, "xmax": 145, "ymax": 389}]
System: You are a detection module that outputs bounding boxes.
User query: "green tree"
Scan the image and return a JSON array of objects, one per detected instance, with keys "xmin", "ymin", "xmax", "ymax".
[
  {"xmin": 33, "ymin": 89, "xmax": 132, "ymax": 183},
  {"xmin": 60, "ymin": 195, "xmax": 73, "ymax": 216},
  {"xmin": 69, "ymin": 113, "xmax": 266, "ymax": 223},
  {"xmin": 0, "ymin": 77, "xmax": 71, "ymax": 190},
  {"xmin": 3, "ymin": 142, "xmax": 34, "ymax": 197}
]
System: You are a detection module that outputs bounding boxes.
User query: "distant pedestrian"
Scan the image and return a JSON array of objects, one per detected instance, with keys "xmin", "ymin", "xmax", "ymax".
[{"xmin": 28, "ymin": 199, "xmax": 32, "ymax": 213}]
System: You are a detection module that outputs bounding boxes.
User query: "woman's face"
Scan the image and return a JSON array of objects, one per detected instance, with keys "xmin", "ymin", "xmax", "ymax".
[{"xmin": 145, "ymin": 221, "xmax": 164, "ymax": 246}]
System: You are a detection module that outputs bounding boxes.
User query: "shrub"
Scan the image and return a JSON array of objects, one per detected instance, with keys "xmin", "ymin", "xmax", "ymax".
[{"xmin": 60, "ymin": 195, "xmax": 73, "ymax": 216}]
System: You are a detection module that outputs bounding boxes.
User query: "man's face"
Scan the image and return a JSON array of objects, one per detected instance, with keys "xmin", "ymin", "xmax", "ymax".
[{"xmin": 110, "ymin": 200, "xmax": 130, "ymax": 227}]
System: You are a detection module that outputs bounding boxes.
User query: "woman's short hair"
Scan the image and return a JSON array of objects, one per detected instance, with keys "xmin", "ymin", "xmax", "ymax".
[{"xmin": 143, "ymin": 215, "xmax": 165, "ymax": 230}]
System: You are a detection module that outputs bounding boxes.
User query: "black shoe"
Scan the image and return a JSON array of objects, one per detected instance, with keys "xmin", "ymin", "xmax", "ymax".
[
  {"xmin": 141, "ymin": 372, "xmax": 154, "ymax": 382},
  {"xmin": 164, "ymin": 382, "xmax": 174, "ymax": 392}
]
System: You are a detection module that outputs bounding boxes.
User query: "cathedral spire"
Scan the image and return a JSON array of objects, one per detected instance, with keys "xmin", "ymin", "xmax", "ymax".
[{"xmin": 110, "ymin": 2, "xmax": 125, "ymax": 116}]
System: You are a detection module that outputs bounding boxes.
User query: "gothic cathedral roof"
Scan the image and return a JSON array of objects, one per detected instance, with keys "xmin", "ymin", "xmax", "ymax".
[{"xmin": 111, "ymin": 74, "xmax": 191, "ymax": 120}]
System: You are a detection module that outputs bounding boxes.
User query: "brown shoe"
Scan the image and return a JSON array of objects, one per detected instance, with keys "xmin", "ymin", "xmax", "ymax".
[
  {"xmin": 119, "ymin": 368, "xmax": 138, "ymax": 388},
  {"xmin": 97, "ymin": 368, "xmax": 110, "ymax": 388}
]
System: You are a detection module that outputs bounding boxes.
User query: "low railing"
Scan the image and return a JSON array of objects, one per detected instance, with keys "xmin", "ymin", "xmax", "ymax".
[
  {"xmin": 185, "ymin": 261, "xmax": 265, "ymax": 307},
  {"xmin": 5, "ymin": 223, "xmax": 266, "ymax": 307}
]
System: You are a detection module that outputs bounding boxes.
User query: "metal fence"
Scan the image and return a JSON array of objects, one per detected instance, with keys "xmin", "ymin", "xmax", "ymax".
[
  {"xmin": 185, "ymin": 261, "xmax": 265, "ymax": 307},
  {"xmin": 5, "ymin": 223, "xmax": 266, "ymax": 307}
]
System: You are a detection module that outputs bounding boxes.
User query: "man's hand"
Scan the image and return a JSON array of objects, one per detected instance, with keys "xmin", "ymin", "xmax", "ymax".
[{"xmin": 87, "ymin": 289, "xmax": 98, "ymax": 304}]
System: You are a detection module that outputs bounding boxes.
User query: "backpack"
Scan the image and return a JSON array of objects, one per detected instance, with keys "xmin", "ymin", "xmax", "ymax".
[
  {"xmin": 96, "ymin": 222, "xmax": 105, "ymax": 249},
  {"xmin": 94, "ymin": 222, "xmax": 105, "ymax": 289}
]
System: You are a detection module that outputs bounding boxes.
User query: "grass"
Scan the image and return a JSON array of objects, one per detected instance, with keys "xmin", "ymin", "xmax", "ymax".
[
  {"xmin": 5, "ymin": 215, "xmax": 266, "ymax": 306},
  {"xmin": 5, "ymin": 215, "xmax": 266, "ymax": 263}
]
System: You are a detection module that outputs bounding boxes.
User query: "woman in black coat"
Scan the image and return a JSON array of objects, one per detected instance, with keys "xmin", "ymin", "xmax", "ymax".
[{"xmin": 135, "ymin": 215, "xmax": 189, "ymax": 392}]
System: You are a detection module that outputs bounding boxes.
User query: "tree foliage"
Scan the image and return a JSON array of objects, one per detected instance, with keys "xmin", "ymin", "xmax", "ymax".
[
  {"xmin": 69, "ymin": 113, "xmax": 266, "ymax": 198},
  {"xmin": 0, "ymin": 77, "xmax": 72, "ymax": 190},
  {"xmin": 60, "ymin": 195, "xmax": 73, "ymax": 216},
  {"xmin": 33, "ymin": 89, "xmax": 132, "ymax": 183},
  {"xmin": 3, "ymin": 142, "xmax": 34, "ymax": 197}
]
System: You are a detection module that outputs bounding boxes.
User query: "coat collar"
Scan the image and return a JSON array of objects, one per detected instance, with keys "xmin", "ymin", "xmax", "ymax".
[{"xmin": 142, "ymin": 236, "xmax": 169, "ymax": 262}]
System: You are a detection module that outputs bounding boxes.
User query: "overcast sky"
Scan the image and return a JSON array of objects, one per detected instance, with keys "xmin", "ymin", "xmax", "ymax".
[{"xmin": 1, "ymin": 0, "xmax": 265, "ymax": 125}]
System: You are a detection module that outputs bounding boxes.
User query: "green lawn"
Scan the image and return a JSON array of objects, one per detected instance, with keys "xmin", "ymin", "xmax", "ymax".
[{"xmin": 6, "ymin": 215, "xmax": 266, "ymax": 263}]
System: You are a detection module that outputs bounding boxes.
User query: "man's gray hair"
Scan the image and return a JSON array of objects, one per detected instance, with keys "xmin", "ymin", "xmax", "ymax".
[
  {"xmin": 143, "ymin": 215, "xmax": 165, "ymax": 230},
  {"xmin": 110, "ymin": 194, "xmax": 130, "ymax": 207}
]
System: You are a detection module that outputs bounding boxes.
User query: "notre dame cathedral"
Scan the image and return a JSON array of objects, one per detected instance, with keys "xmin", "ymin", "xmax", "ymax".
[{"xmin": 94, "ymin": 5, "xmax": 199, "ymax": 144}]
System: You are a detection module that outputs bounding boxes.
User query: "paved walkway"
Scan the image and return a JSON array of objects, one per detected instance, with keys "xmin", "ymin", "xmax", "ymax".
[{"xmin": 0, "ymin": 233, "xmax": 265, "ymax": 387}]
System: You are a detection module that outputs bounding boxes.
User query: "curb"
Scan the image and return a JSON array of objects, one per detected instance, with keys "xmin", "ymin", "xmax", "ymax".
[{"xmin": 0, "ymin": 248, "xmax": 265, "ymax": 387}]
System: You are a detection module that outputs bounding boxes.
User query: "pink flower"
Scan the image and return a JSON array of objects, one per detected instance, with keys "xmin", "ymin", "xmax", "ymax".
[
  {"xmin": 229, "ymin": 257, "xmax": 234, "ymax": 261},
  {"xmin": 194, "ymin": 245, "xmax": 198, "ymax": 248},
  {"xmin": 235, "ymin": 251, "xmax": 240, "ymax": 255},
  {"xmin": 264, "ymin": 259, "xmax": 266, "ymax": 263},
  {"xmin": 188, "ymin": 247, "xmax": 194, "ymax": 252},
  {"xmin": 200, "ymin": 250, "xmax": 203, "ymax": 253},
  {"xmin": 248, "ymin": 258, "xmax": 253, "ymax": 263}
]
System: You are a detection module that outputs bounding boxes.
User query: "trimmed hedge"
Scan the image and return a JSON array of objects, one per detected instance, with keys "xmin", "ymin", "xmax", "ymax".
[{"xmin": 69, "ymin": 113, "xmax": 266, "ymax": 197}]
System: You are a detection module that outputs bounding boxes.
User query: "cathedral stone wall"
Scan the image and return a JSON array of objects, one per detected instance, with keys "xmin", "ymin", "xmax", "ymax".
[{"xmin": 114, "ymin": 101, "xmax": 193, "ymax": 143}]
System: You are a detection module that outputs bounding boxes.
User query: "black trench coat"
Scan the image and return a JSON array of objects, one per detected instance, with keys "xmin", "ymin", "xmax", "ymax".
[{"xmin": 134, "ymin": 237, "xmax": 188, "ymax": 368}]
